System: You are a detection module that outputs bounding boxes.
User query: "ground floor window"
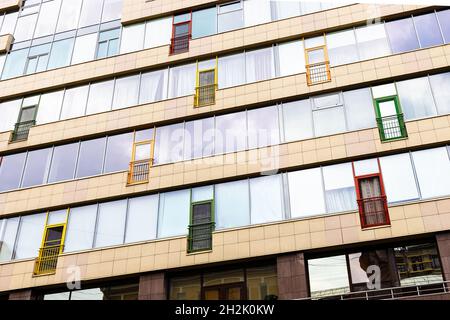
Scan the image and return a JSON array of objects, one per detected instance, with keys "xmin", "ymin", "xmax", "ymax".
[{"xmin": 41, "ymin": 281, "xmax": 139, "ymax": 300}]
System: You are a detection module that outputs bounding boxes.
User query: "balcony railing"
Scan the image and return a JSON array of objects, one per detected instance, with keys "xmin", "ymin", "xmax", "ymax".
[
  {"xmin": 10, "ymin": 120, "xmax": 35, "ymax": 142},
  {"xmin": 170, "ymin": 33, "xmax": 190, "ymax": 54},
  {"xmin": 127, "ymin": 159, "xmax": 152, "ymax": 185},
  {"xmin": 187, "ymin": 222, "xmax": 215, "ymax": 253},
  {"xmin": 376, "ymin": 113, "xmax": 407, "ymax": 141},
  {"xmin": 194, "ymin": 84, "xmax": 216, "ymax": 107},
  {"xmin": 357, "ymin": 196, "xmax": 389, "ymax": 228},
  {"xmin": 34, "ymin": 244, "xmax": 63, "ymax": 276},
  {"xmin": 306, "ymin": 61, "xmax": 331, "ymax": 85}
]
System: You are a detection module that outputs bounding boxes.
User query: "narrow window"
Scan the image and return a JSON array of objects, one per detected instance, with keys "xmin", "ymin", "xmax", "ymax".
[
  {"xmin": 194, "ymin": 59, "xmax": 217, "ymax": 107},
  {"xmin": 304, "ymin": 35, "xmax": 331, "ymax": 85},
  {"xmin": 188, "ymin": 200, "xmax": 214, "ymax": 252},
  {"xmin": 127, "ymin": 129, "xmax": 155, "ymax": 185},
  {"xmin": 374, "ymin": 96, "xmax": 407, "ymax": 141},
  {"xmin": 170, "ymin": 13, "xmax": 191, "ymax": 54},
  {"xmin": 96, "ymin": 28, "xmax": 120, "ymax": 59},
  {"xmin": 11, "ymin": 97, "xmax": 39, "ymax": 142}
]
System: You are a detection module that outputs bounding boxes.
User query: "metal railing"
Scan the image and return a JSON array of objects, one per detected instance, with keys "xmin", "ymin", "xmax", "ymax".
[
  {"xmin": 187, "ymin": 222, "xmax": 215, "ymax": 253},
  {"xmin": 127, "ymin": 159, "xmax": 152, "ymax": 185},
  {"xmin": 10, "ymin": 120, "xmax": 35, "ymax": 142},
  {"xmin": 306, "ymin": 61, "xmax": 331, "ymax": 85},
  {"xmin": 170, "ymin": 34, "xmax": 190, "ymax": 54},
  {"xmin": 376, "ymin": 113, "xmax": 407, "ymax": 141},
  {"xmin": 357, "ymin": 196, "xmax": 389, "ymax": 228},
  {"xmin": 195, "ymin": 84, "xmax": 216, "ymax": 107},
  {"xmin": 34, "ymin": 244, "xmax": 63, "ymax": 276}
]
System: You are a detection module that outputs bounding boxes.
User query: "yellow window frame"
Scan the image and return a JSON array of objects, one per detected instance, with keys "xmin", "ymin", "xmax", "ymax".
[
  {"xmin": 127, "ymin": 129, "xmax": 156, "ymax": 185},
  {"xmin": 194, "ymin": 58, "xmax": 218, "ymax": 107},
  {"xmin": 303, "ymin": 34, "xmax": 331, "ymax": 86}
]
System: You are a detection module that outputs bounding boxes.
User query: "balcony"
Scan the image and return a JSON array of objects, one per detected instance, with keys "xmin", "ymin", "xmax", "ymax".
[
  {"xmin": 170, "ymin": 33, "xmax": 190, "ymax": 55},
  {"xmin": 357, "ymin": 196, "xmax": 390, "ymax": 228},
  {"xmin": 194, "ymin": 84, "xmax": 216, "ymax": 107},
  {"xmin": 33, "ymin": 243, "xmax": 63, "ymax": 276},
  {"xmin": 187, "ymin": 222, "xmax": 215, "ymax": 253},
  {"xmin": 376, "ymin": 113, "xmax": 408, "ymax": 141},
  {"xmin": 127, "ymin": 159, "xmax": 152, "ymax": 185},
  {"xmin": 10, "ymin": 120, "xmax": 35, "ymax": 142},
  {"xmin": 306, "ymin": 61, "xmax": 331, "ymax": 85}
]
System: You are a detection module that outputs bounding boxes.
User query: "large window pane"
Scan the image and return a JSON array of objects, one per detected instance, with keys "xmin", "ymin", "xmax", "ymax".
[
  {"xmin": 313, "ymin": 106, "xmax": 346, "ymax": 137},
  {"xmin": 429, "ymin": 73, "xmax": 450, "ymax": 115},
  {"xmin": 112, "ymin": 75, "xmax": 140, "ymax": 109},
  {"xmin": 79, "ymin": 0, "xmax": 103, "ymax": 27},
  {"xmin": 47, "ymin": 38, "xmax": 75, "ymax": 70},
  {"xmin": 60, "ymin": 85, "xmax": 89, "ymax": 120},
  {"xmin": 14, "ymin": 14, "xmax": 37, "ymax": 42},
  {"xmin": 282, "ymin": 100, "xmax": 313, "ymax": 142},
  {"xmin": 125, "ymin": 195, "xmax": 159, "ymax": 243},
  {"xmin": 71, "ymin": 33, "xmax": 97, "ymax": 64},
  {"xmin": 102, "ymin": 0, "xmax": 122, "ymax": 22},
  {"xmin": 355, "ymin": 23, "xmax": 391, "ymax": 60},
  {"xmin": 21, "ymin": 148, "xmax": 52, "ymax": 188},
  {"xmin": 218, "ymin": 2, "xmax": 244, "ymax": 33},
  {"xmin": 56, "ymin": 0, "xmax": 82, "ymax": 33},
  {"xmin": 243, "ymin": 0, "xmax": 271, "ymax": 27},
  {"xmin": 327, "ymin": 29, "xmax": 358, "ymax": 66},
  {"xmin": 277, "ymin": 40, "xmax": 305, "ymax": 76},
  {"xmin": 2, "ymin": 48, "xmax": 28, "ymax": 79},
  {"xmin": 76, "ymin": 138, "xmax": 106, "ymax": 178},
  {"xmin": 270, "ymin": 0, "xmax": 300, "ymax": 20},
  {"xmin": 48, "ymin": 143, "xmax": 79, "ymax": 183},
  {"xmin": 15, "ymin": 213, "xmax": 46, "ymax": 260},
  {"xmin": 0, "ymin": 99, "xmax": 21, "ymax": 132},
  {"xmin": 64, "ymin": 205, "xmax": 97, "ymax": 252},
  {"xmin": 34, "ymin": 0, "xmax": 61, "ymax": 38},
  {"xmin": 344, "ymin": 88, "xmax": 376, "ymax": 131},
  {"xmin": 120, "ymin": 23, "xmax": 145, "ymax": 54},
  {"xmin": 183, "ymin": 118, "xmax": 215, "ymax": 160},
  {"xmin": 396, "ymin": 77, "xmax": 437, "ymax": 120},
  {"xmin": 379, "ymin": 153, "xmax": 419, "ymax": 203},
  {"xmin": 215, "ymin": 111, "xmax": 247, "ymax": 155},
  {"xmin": 385, "ymin": 18, "xmax": 420, "ymax": 53},
  {"xmin": 288, "ymin": 168, "xmax": 326, "ymax": 218},
  {"xmin": 247, "ymin": 265, "xmax": 278, "ymax": 300},
  {"xmin": 158, "ymin": 190, "xmax": 190, "ymax": 238},
  {"xmin": 104, "ymin": 133, "xmax": 133, "ymax": 173},
  {"xmin": 414, "ymin": 13, "xmax": 443, "ymax": 48},
  {"xmin": 322, "ymin": 163, "xmax": 357, "ymax": 213},
  {"xmin": 139, "ymin": 69, "xmax": 168, "ymax": 104},
  {"xmin": 412, "ymin": 147, "xmax": 450, "ymax": 199},
  {"xmin": 154, "ymin": 123, "xmax": 184, "ymax": 164},
  {"xmin": 170, "ymin": 276, "xmax": 201, "ymax": 300},
  {"xmin": 246, "ymin": 47, "xmax": 274, "ymax": 83},
  {"xmin": 0, "ymin": 153, "xmax": 26, "ymax": 192},
  {"xmin": 437, "ymin": 10, "xmax": 450, "ymax": 43},
  {"xmin": 218, "ymin": 53, "xmax": 246, "ymax": 89},
  {"xmin": 215, "ymin": 180, "xmax": 250, "ymax": 229},
  {"xmin": 0, "ymin": 217, "xmax": 19, "ymax": 261},
  {"xmin": 247, "ymin": 106, "xmax": 280, "ymax": 149},
  {"xmin": 144, "ymin": 17, "xmax": 172, "ymax": 48},
  {"xmin": 94, "ymin": 200, "xmax": 127, "ymax": 248},
  {"xmin": 35, "ymin": 91, "xmax": 64, "ymax": 125},
  {"xmin": 1, "ymin": 12, "xmax": 18, "ymax": 35},
  {"xmin": 308, "ymin": 255, "xmax": 350, "ymax": 299},
  {"xmin": 192, "ymin": 7, "xmax": 217, "ymax": 39},
  {"xmin": 168, "ymin": 63, "xmax": 196, "ymax": 98},
  {"xmin": 250, "ymin": 175, "xmax": 284, "ymax": 224},
  {"xmin": 86, "ymin": 80, "xmax": 114, "ymax": 115}
]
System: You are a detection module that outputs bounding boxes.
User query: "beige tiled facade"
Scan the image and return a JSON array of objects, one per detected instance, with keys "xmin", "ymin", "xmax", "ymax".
[
  {"xmin": 0, "ymin": 34, "xmax": 13, "ymax": 54},
  {"xmin": 0, "ymin": 0, "xmax": 21, "ymax": 12}
]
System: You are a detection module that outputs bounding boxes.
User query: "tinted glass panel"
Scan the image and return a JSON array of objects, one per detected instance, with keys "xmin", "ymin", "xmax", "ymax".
[
  {"xmin": 386, "ymin": 18, "xmax": 420, "ymax": 53},
  {"xmin": 104, "ymin": 133, "xmax": 133, "ymax": 173},
  {"xmin": 48, "ymin": 143, "xmax": 79, "ymax": 183},
  {"xmin": 21, "ymin": 148, "xmax": 52, "ymax": 188},
  {"xmin": 76, "ymin": 138, "xmax": 106, "ymax": 178}
]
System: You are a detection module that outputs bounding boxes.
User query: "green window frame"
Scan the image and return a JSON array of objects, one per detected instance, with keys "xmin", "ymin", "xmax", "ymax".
[
  {"xmin": 188, "ymin": 199, "xmax": 215, "ymax": 253},
  {"xmin": 374, "ymin": 95, "xmax": 408, "ymax": 142}
]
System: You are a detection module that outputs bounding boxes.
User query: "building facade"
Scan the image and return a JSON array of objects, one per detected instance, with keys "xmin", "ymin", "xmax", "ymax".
[{"xmin": 0, "ymin": 0, "xmax": 450, "ymax": 301}]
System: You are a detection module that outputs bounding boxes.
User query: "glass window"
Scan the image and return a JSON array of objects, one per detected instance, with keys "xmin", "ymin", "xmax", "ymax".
[
  {"xmin": 385, "ymin": 18, "xmax": 420, "ymax": 53},
  {"xmin": 25, "ymin": 43, "xmax": 51, "ymax": 74},
  {"xmin": 215, "ymin": 180, "xmax": 250, "ymax": 229},
  {"xmin": 192, "ymin": 186, "xmax": 214, "ymax": 203},
  {"xmin": 396, "ymin": 77, "xmax": 437, "ymax": 120},
  {"xmin": 104, "ymin": 133, "xmax": 133, "ymax": 173},
  {"xmin": 308, "ymin": 255, "xmax": 350, "ymax": 299},
  {"xmin": 183, "ymin": 118, "xmax": 215, "ymax": 160},
  {"xmin": 1, "ymin": 12, "xmax": 18, "ymax": 35},
  {"xmin": 247, "ymin": 106, "xmax": 280, "ymax": 149},
  {"xmin": 48, "ymin": 143, "xmax": 79, "ymax": 183},
  {"xmin": 21, "ymin": 148, "xmax": 52, "ymax": 188},
  {"xmin": 168, "ymin": 63, "xmax": 196, "ymax": 98},
  {"xmin": 120, "ymin": 23, "xmax": 145, "ymax": 54},
  {"xmin": 192, "ymin": 7, "xmax": 217, "ymax": 39},
  {"xmin": 79, "ymin": 0, "xmax": 103, "ymax": 27},
  {"xmin": 0, "ymin": 153, "xmax": 26, "ymax": 192},
  {"xmin": 243, "ymin": 0, "xmax": 271, "ymax": 27},
  {"xmin": 429, "ymin": 73, "xmax": 450, "ymax": 115},
  {"xmin": 14, "ymin": 213, "xmax": 46, "ymax": 260},
  {"xmin": 94, "ymin": 200, "xmax": 127, "ymax": 248},
  {"xmin": 60, "ymin": 85, "xmax": 89, "ymax": 120},
  {"xmin": 327, "ymin": 29, "xmax": 358, "ymax": 66},
  {"xmin": 47, "ymin": 38, "xmax": 75, "ymax": 70},
  {"xmin": 355, "ymin": 23, "xmax": 391, "ymax": 60},
  {"xmin": 96, "ymin": 28, "xmax": 120, "ymax": 59},
  {"xmin": 218, "ymin": 1, "xmax": 244, "ymax": 33},
  {"xmin": 312, "ymin": 94, "xmax": 346, "ymax": 137},
  {"xmin": 125, "ymin": 195, "xmax": 159, "ymax": 243},
  {"xmin": 282, "ymin": 100, "xmax": 313, "ymax": 142},
  {"xmin": 414, "ymin": 13, "xmax": 443, "ymax": 48},
  {"xmin": 14, "ymin": 13, "xmax": 38, "ymax": 42},
  {"xmin": 102, "ymin": 0, "xmax": 122, "ymax": 22},
  {"xmin": 353, "ymin": 158, "xmax": 379, "ymax": 176},
  {"xmin": 371, "ymin": 83, "xmax": 397, "ymax": 99},
  {"xmin": 64, "ymin": 205, "xmax": 98, "ymax": 252},
  {"xmin": 2, "ymin": 48, "xmax": 28, "ymax": 79},
  {"xmin": 322, "ymin": 163, "xmax": 357, "ymax": 213},
  {"xmin": 437, "ymin": 10, "xmax": 450, "ymax": 43},
  {"xmin": 344, "ymin": 88, "xmax": 376, "ymax": 131},
  {"xmin": 214, "ymin": 111, "xmax": 247, "ymax": 155},
  {"xmin": 75, "ymin": 137, "xmax": 107, "ymax": 178},
  {"xmin": 170, "ymin": 276, "xmax": 201, "ymax": 300},
  {"xmin": 246, "ymin": 47, "xmax": 274, "ymax": 83},
  {"xmin": 47, "ymin": 209, "xmax": 67, "ymax": 225},
  {"xmin": 56, "ymin": 0, "xmax": 82, "ymax": 33},
  {"xmin": 412, "ymin": 147, "xmax": 450, "ymax": 199},
  {"xmin": 288, "ymin": 168, "xmax": 326, "ymax": 218},
  {"xmin": 270, "ymin": 0, "xmax": 300, "ymax": 20},
  {"xmin": 112, "ymin": 75, "xmax": 140, "ymax": 109},
  {"xmin": 34, "ymin": 0, "xmax": 61, "ymax": 38},
  {"xmin": 158, "ymin": 190, "xmax": 190, "ymax": 238},
  {"xmin": 0, "ymin": 99, "xmax": 21, "ymax": 132},
  {"xmin": 250, "ymin": 175, "xmax": 284, "ymax": 224},
  {"xmin": 300, "ymin": 1, "xmax": 321, "ymax": 14},
  {"xmin": 379, "ymin": 153, "xmax": 419, "ymax": 203},
  {"xmin": 144, "ymin": 17, "xmax": 172, "ymax": 48},
  {"xmin": 35, "ymin": 91, "xmax": 64, "ymax": 125},
  {"xmin": 277, "ymin": 40, "xmax": 305, "ymax": 76},
  {"xmin": 0, "ymin": 217, "xmax": 19, "ymax": 262},
  {"xmin": 71, "ymin": 33, "xmax": 97, "ymax": 64},
  {"xmin": 218, "ymin": 53, "xmax": 246, "ymax": 89},
  {"xmin": 247, "ymin": 265, "xmax": 278, "ymax": 300},
  {"xmin": 86, "ymin": 80, "xmax": 114, "ymax": 115},
  {"xmin": 154, "ymin": 123, "xmax": 185, "ymax": 164},
  {"xmin": 139, "ymin": 69, "xmax": 168, "ymax": 104}
]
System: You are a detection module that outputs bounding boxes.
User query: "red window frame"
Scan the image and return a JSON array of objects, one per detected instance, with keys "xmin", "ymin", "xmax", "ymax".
[
  {"xmin": 170, "ymin": 12, "xmax": 192, "ymax": 55},
  {"xmin": 352, "ymin": 159, "xmax": 390, "ymax": 229}
]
